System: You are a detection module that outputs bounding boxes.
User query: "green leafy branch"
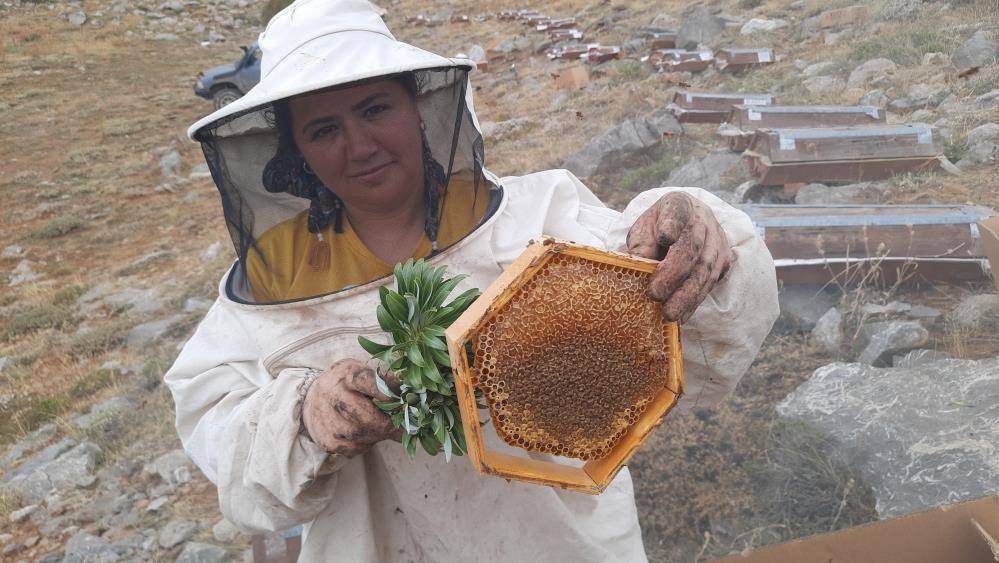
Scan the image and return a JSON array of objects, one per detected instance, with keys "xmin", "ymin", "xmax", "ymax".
[{"xmin": 358, "ymin": 258, "xmax": 480, "ymax": 461}]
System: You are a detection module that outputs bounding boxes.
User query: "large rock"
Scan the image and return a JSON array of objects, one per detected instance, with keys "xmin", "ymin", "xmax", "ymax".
[
  {"xmin": 665, "ymin": 150, "xmax": 745, "ymax": 193},
  {"xmin": 3, "ymin": 441, "xmax": 101, "ymax": 504},
  {"xmin": 951, "ymin": 31, "xmax": 999, "ymax": 72},
  {"xmin": 71, "ymin": 396, "xmax": 135, "ymax": 432},
  {"xmin": 778, "ymin": 357, "xmax": 999, "ymax": 518},
  {"xmin": 893, "ymin": 348, "xmax": 951, "ymax": 368},
  {"xmin": 949, "ymin": 294, "xmax": 999, "ymax": 329},
  {"xmin": 802, "ymin": 61, "xmax": 835, "ymax": 77},
  {"xmin": 794, "ymin": 181, "xmax": 888, "ymax": 204},
  {"xmin": 101, "ymin": 287, "xmax": 165, "ymax": 315},
  {"xmin": 858, "ymin": 321, "xmax": 928, "ymax": 365},
  {"xmin": 777, "ymin": 285, "xmax": 840, "ymax": 332},
  {"xmin": 847, "ymin": 58, "xmax": 897, "ymax": 88},
  {"xmin": 677, "ymin": 5, "xmax": 725, "ymax": 49},
  {"xmin": 562, "ymin": 110, "xmax": 682, "ymax": 179}
]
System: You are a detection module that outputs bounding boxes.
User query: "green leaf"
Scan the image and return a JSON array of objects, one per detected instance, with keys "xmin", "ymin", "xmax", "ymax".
[
  {"xmin": 383, "ymin": 290, "xmax": 409, "ymax": 322},
  {"xmin": 373, "ymin": 399, "xmax": 400, "ymax": 413},
  {"xmin": 443, "ymin": 431, "xmax": 453, "ymax": 462},
  {"xmin": 422, "ymin": 333, "xmax": 448, "ymax": 351},
  {"xmin": 423, "ymin": 325, "xmax": 446, "ymax": 338},
  {"xmin": 430, "ymin": 274, "xmax": 466, "ymax": 309},
  {"xmin": 403, "ymin": 364, "xmax": 423, "ymax": 389},
  {"xmin": 402, "ymin": 432, "xmax": 417, "ymax": 460},
  {"xmin": 419, "ymin": 432, "xmax": 441, "ymax": 456},
  {"xmin": 422, "ymin": 360, "xmax": 444, "ymax": 384},
  {"xmin": 433, "ymin": 411, "xmax": 446, "ymax": 444},
  {"xmin": 404, "ymin": 293, "xmax": 418, "ymax": 323},
  {"xmin": 376, "ymin": 305, "xmax": 398, "ymax": 332},
  {"xmin": 357, "ymin": 335, "xmax": 391, "ymax": 356},
  {"xmin": 393, "ymin": 263, "xmax": 407, "ymax": 295},
  {"xmin": 428, "ymin": 347, "xmax": 452, "ymax": 368},
  {"xmin": 374, "ymin": 373, "xmax": 399, "ymax": 399},
  {"xmin": 407, "ymin": 343, "xmax": 426, "ymax": 367}
]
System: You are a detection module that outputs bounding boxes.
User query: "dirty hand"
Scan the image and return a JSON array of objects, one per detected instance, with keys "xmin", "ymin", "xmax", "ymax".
[
  {"xmin": 302, "ymin": 359, "xmax": 401, "ymax": 458},
  {"xmin": 626, "ymin": 192, "xmax": 734, "ymax": 323}
]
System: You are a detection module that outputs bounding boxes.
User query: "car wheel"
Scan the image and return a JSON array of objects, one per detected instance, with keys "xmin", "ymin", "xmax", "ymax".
[{"xmin": 212, "ymin": 87, "xmax": 241, "ymax": 110}]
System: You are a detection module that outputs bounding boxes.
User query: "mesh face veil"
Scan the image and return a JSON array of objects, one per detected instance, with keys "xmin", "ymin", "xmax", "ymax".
[{"xmin": 187, "ymin": 1, "xmax": 491, "ymax": 304}]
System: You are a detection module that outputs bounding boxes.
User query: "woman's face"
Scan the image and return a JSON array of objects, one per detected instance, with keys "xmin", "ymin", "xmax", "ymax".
[{"xmin": 289, "ymin": 78, "xmax": 423, "ymax": 215}]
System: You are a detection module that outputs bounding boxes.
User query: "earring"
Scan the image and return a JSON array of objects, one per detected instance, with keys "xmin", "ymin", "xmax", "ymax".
[{"xmin": 302, "ymin": 160, "xmax": 314, "ymax": 175}]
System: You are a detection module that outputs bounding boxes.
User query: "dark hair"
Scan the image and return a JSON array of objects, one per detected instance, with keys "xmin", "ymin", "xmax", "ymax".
[{"xmin": 261, "ymin": 73, "xmax": 444, "ymax": 239}]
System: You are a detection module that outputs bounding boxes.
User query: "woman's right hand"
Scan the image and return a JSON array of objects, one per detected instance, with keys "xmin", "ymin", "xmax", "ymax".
[{"xmin": 302, "ymin": 359, "xmax": 401, "ymax": 457}]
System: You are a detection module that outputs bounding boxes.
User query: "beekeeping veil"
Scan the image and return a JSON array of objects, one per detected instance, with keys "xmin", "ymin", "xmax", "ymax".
[{"xmin": 187, "ymin": 0, "xmax": 487, "ymax": 304}]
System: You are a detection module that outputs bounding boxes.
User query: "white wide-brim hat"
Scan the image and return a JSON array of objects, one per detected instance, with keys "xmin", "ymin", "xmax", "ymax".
[{"xmin": 188, "ymin": 0, "xmax": 473, "ymax": 140}]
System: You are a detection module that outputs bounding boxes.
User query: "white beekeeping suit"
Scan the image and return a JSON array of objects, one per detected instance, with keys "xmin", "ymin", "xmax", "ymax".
[{"xmin": 166, "ymin": 0, "xmax": 779, "ymax": 560}]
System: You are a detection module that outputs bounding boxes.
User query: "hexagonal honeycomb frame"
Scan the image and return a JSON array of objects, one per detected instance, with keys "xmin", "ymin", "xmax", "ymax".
[{"xmin": 445, "ymin": 238, "xmax": 684, "ymax": 494}]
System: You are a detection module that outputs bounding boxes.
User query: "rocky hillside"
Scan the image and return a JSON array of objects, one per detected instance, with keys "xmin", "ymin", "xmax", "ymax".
[{"xmin": 1, "ymin": 0, "xmax": 997, "ymax": 561}]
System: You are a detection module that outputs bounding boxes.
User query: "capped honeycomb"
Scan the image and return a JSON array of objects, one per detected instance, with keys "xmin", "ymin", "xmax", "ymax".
[{"xmin": 471, "ymin": 252, "xmax": 672, "ymax": 460}]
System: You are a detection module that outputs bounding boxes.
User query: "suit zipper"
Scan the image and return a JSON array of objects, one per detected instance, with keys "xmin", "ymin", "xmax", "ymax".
[{"xmin": 262, "ymin": 324, "xmax": 383, "ymax": 375}]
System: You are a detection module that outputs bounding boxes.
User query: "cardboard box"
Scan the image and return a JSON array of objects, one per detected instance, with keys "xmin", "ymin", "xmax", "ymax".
[
  {"xmin": 712, "ymin": 496, "xmax": 999, "ymax": 563},
  {"xmin": 980, "ymin": 216, "xmax": 999, "ymax": 290}
]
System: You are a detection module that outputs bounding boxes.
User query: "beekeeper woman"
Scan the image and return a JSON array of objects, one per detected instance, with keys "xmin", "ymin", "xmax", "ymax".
[{"xmin": 165, "ymin": 0, "xmax": 778, "ymax": 560}]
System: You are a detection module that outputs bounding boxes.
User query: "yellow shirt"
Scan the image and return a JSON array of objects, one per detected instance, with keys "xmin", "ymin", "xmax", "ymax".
[{"xmin": 247, "ymin": 179, "xmax": 489, "ymax": 302}]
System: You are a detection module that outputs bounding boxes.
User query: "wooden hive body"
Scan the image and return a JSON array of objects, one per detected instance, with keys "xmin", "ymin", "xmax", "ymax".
[
  {"xmin": 668, "ymin": 91, "xmax": 774, "ymax": 123},
  {"xmin": 720, "ymin": 105, "xmax": 887, "ymax": 150},
  {"xmin": 445, "ymin": 239, "xmax": 684, "ymax": 494},
  {"xmin": 715, "ymin": 48, "xmax": 775, "ymax": 72},
  {"xmin": 744, "ymin": 124, "xmax": 947, "ymax": 184},
  {"xmin": 743, "ymin": 204, "xmax": 994, "ymax": 285}
]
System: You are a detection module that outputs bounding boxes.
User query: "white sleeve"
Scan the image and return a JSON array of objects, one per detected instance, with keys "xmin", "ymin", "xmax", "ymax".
[
  {"xmin": 164, "ymin": 300, "xmax": 344, "ymax": 533},
  {"xmin": 491, "ymin": 170, "xmax": 778, "ymax": 413}
]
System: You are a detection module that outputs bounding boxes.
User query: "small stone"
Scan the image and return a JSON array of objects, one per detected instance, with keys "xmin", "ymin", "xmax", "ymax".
[
  {"xmin": 188, "ymin": 163, "xmax": 211, "ymax": 179},
  {"xmin": 2, "ymin": 542, "xmax": 21, "ymax": 556},
  {"xmin": 907, "ymin": 305, "xmax": 941, "ymax": 319},
  {"xmin": 159, "ymin": 519, "xmax": 197, "ymax": 549},
  {"xmin": 145, "ymin": 449, "xmax": 196, "ymax": 486},
  {"xmin": 802, "ymin": 61, "xmax": 835, "ymax": 77},
  {"xmin": 848, "ymin": 58, "xmax": 897, "ymax": 88},
  {"xmin": 860, "ymin": 89, "xmax": 888, "ymax": 108},
  {"xmin": 146, "ymin": 497, "xmax": 170, "ymax": 512},
  {"xmin": 62, "ymin": 530, "xmax": 116, "ymax": 561},
  {"xmin": 201, "ymin": 241, "xmax": 223, "ymax": 261},
  {"xmin": 158, "ymin": 148, "xmax": 182, "ymax": 177},
  {"xmin": 67, "ymin": 11, "xmax": 87, "ymax": 25},
  {"xmin": 1, "ymin": 245, "xmax": 25, "ymax": 258},
  {"xmin": 804, "ymin": 75, "xmax": 846, "ymax": 95},
  {"xmin": 777, "ymin": 286, "xmax": 840, "ymax": 332},
  {"xmin": 9, "ymin": 504, "xmax": 39, "ymax": 523},
  {"xmin": 858, "ymin": 321, "xmax": 929, "ymax": 366},
  {"xmin": 183, "ymin": 297, "xmax": 213, "ymax": 313},
  {"xmin": 153, "ymin": 32, "xmax": 180, "ymax": 41},
  {"xmin": 921, "ymin": 52, "xmax": 949, "ymax": 66},
  {"xmin": 740, "ymin": 18, "xmax": 786, "ymax": 35},
  {"xmin": 949, "ymin": 294, "xmax": 999, "ymax": 329},
  {"xmin": 177, "ymin": 541, "xmax": 227, "ymax": 563},
  {"xmin": 812, "ymin": 307, "xmax": 842, "ymax": 354},
  {"xmin": 24, "ymin": 535, "xmax": 39, "ymax": 547},
  {"xmin": 212, "ymin": 518, "xmax": 246, "ymax": 543},
  {"xmin": 125, "ymin": 315, "xmax": 183, "ymax": 348}
]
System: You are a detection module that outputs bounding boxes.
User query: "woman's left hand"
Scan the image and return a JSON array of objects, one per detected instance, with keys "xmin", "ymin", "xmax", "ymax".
[{"xmin": 626, "ymin": 192, "xmax": 734, "ymax": 323}]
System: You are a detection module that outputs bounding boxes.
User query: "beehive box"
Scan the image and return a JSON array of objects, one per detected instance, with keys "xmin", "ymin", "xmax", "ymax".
[
  {"xmin": 715, "ymin": 48, "xmax": 775, "ymax": 72},
  {"xmin": 744, "ymin": 124, "xmax": 947, "ymax": 184},
  {"xmin": 646, "ymin": 31, "xmax": 678, "ymax": 49},
  {"xmin": 718, "ymin": 105, "xmax": 886, "ymax": 151},
  {"xmin": 743, "ymin": 204, "xmax": 994, "ymax": 285},
  {"xmin": 445, "ymin": 239, "xmax": 684, "ymax": 493},
  {"xmin": 650, "ymin": 49, "xmax": 714, "ymax": 73},
  {"xmin": 667, "ymin": 91, "xmax": 775, "ymax": 123}
]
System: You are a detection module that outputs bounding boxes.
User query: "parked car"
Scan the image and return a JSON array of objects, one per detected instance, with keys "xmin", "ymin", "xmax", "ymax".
[{"xmin": 194, "ymin": 43, "xmax": 261, "ymax": 110}]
